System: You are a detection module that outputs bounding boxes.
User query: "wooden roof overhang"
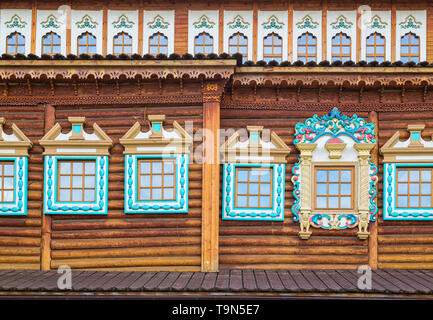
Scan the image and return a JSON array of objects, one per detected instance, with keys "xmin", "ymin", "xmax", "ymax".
[
  {"xmin": 234, "ymin": 66, "xmax": 433, "ymax": 89},
  {"xmin": 0, "ymin": 59, "xmax": 236, "ymax": 106}
]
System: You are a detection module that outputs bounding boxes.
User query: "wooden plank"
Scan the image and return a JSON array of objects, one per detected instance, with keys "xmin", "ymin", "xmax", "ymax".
[
  {"xmin": 138, "ymin": 0, "xmax": 143, "ymax": 55},
  {"xmin": 300, "ymin": 270, "xmax": 328, "ymax": 291},
  {"xmin": 214, "ymin": 269, "xmax": 230, "ymax": 290},
  {"xmin": 387, "ymin": 270, "xmax": 432, "ymax": 293},
  {"xmin": 12, "ymin": 270, "xmax": 53, "ymax": 290},
  {"xmin": 72, "ymin": 272, "xmax": 109, "ymax": 291},
  {"xmin": 171, "ymin": 271, "xmax": 193, "ymax": 291},
  {"xmin": 287, "ymin": 0, "xmax": 293, "ymax": 61},
  {"xmin": 252, "ymin": 1, "xmax": 258, "ymax": 62},
  {"xmin": 201, "ymin": 85, "xmax": 221, "ymax": 272},
  {"xmin": 26, "ymin": 270, "xmax": 61, "ymax": 291},
  {"xmin": 143, "ymin": 271, "xmax": 169, "ymax": 290},
  {"xmin": 102, "ymin": 4, "xmax": 108, "ymax": 56},
  {"xmin": 156, "ymin": 271, "xmax": 180, "ymax": 291},
  {"xmin": 322, "ymin": 0, "xmax": 327, "ymax": 61},
  {"xmin": 0, "ymin": 270, "xmax": 41, "ymax": 290},
  {"xmin": 289, "ymin": 270, "xmax": 314, "ymax": 291},
  {"xmin": 185, "ymin": 272, "xmax": 205, "ymax": 291},
  {"xmin": 86, "ymin": 272, "xmax": 121, "ymax": 291},
  {"xmin": 391, "ymin": 0, "xmax": 396, "ymax": 61},
  {"xmin": 128, "ymin": 271, "xmax": 157, "ymax": 291},
  {"xmin": 219, "ymin": 4, "xmax": 223, "ymax": 55},
  {"xmin": 113, "ymin": 272, "xmax": 145, "ymax": 291},
  {"xmin": 374, "ymin": 270, "xmax": 417, "ymax": 293},
  {"xmin": 253, "ymin": 270, "xmax": 271, "ymax": 291},
  {"xmin": 264, "ymin": 270, "xmax": 285, "ymax": 291},
  {"xmin": 229, "ymin": 269, "xmax": 243, "ymax": 291},
  {"xmin": 31, "ymin": 0, "xmax": 36, "ymax": 54},
  {"xmin": 201, "ymin": 272, "xmax": 217, "ymax": 291},
  {"xmin": 276, "ymin": 270, "xmax": 299, "ymax": 291}
]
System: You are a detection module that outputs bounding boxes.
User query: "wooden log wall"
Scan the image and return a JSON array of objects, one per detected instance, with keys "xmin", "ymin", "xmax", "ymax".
[
  {"xmin": 49, "ymin": 102, "xmax": 203, "ymax": 271},
  {"xmin": 219, "ymin": 109, "xmax": 370, "ymax": 270},
  {"xmin": 0, "ymin": 105, "xmax": 44, "ymax": 270}
]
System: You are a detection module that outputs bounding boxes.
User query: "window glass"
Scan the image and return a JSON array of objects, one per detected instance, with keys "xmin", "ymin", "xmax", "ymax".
[
  {"xmin": 314, "ymin": 167, "xmax": 354, "ymax": 210},
  {"xmin": 138, "ymin": 159, "xmax": 176, "ymax": 201},
  {"xmin": 58, "ymin": 160, "xmax": 96, "ymax": 203},
  {"xmin": 235, "ymin": 167, "xmax": 273, "ymax": 209}
]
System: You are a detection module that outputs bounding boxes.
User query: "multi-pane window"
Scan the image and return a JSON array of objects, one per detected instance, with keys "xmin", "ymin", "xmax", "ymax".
[
  {"xmin": 297, "ymin": 32, "xmax": 316, "ymax": 63},
  {"xmin": 263, "ymin": 33, "xmax": 282, "ymax": 63},
  {"xmin": 58, "ymin": 160, "xmax": 96, "ymax": 202},
  {"xmin": 42, "ymin": 32, "xmax": 61, "ymax": 55},
  {"xmin": 149, "ymin": 32, "xmax": 168, "ymax": 55},
  {"xmin": 194, "ymin": 32, "xmax": 213, "ymax": 54},
  {"xmin": 228, "ymin": 32, "xmax": 248, "ymax": 62},
  {"xmin": 235, "ymin": 167, "xmax": 272, "ymax": 209},
  {"xmin": 6, "ymin": 32, "xmax": 25, "ymax": 55},
  {"xmin": 331, "ymin": 32, "xmax": 351, "ymax": 63},
  {"xmin": 396, "ymin": 168, "xmax": 432, "ymax": 208},
  {"xmin": 315, "ymin": 167, "xmax": 354, "ymax": 209},
  {"xmin": 0, "ymin": 162, "xmax": 14, "ymax": 203},
  {"xmin": 77, "ymin": 32, "xmax": 96, "ymax": 55},
  {"xmin": 401, "ymin": 32, "xmax": 420, "ymax": 63},
  {"xmin": 366, "ymin": 32, "xmax": 385, "ymax": 63},
  {"xmin": 137, "ymin": 159, "xmax": 176, "ymax": 201},
  {"xmin": 113, "ymin": 32, "xmax": 132, "ymax": 55}
]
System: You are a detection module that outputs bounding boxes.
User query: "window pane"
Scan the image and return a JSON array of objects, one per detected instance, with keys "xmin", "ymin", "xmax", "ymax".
[
  {"xmin": 340, "ymin": 197, "xmax": 351, "ymax": 208},
  {"xmin": 260, "ymin": 196, "xmax": 270, "ymax": 207},
  {"xmin": 195, "ymin": 35, "xmax": 204, "ymax": 45},
  {"xmin": 84, "ymin": 190, "xmax": 95, "ymax": 202},
  {"xmin": 328, "ymin": 170, "xmax": 339, "ymax": 182},
  {"xmin": 341, "ymin": 183, "xmax": 351, "ymax": 195},
  {"xmin": 316, "ymin": 196, "xmax": 327, "ymax": 208},
  {"xmin": 163, "ymin": 188, "xmax": 174, "ymax": 200},
  {"xmin": 342, "ymin": 36, "xmax": 350, "ymax": 45},
  {"xmin": 239, "ymin": 36, "xmax": 247, "ymax": 45},
  {"xmin": 421, "ymin": 171, "xmax": 431, "ymax": 181},
  {"xmin": 398, "ymin": 183, "xmax": 408, "ymax": 194},
  {"xmin": 328, "ymin": 196, "xmax": 339, "ymax": 208},
  {"xmin": 152, "ymin": 162, "xmax": 162, "ymax": 174},
  {"xmin": 298, "ymin": 46, "xmax": 306, "ymax": 54},
  {"xmin": 4, "ymin": 164, "xmax": 14, "ymax": 176},
  {"xmin": 3, "ymin": 177, "xmax": 13, "ymax": 189},
  {"xmin": 249, "ymin": 183, "xmax": 259, "ymax": 194},
  {"xmin": 409, "ymin": 196, "xmax": 419, "ymax": 207},
  {"xmin": 60, "ymin": 176, "xmax": 70, "ymax": 188},
  {"xmin": 401, "ymin": 35, "xmax": 409, "ymax": 45},
  {"xmin": 72, "ymin": 189, "xmax": 82, "ymax": 202},
  {"xmin": 113, "ymin": 46, "xmax": 123, "ymax": 54},
  {"xmin": 84, "ymin": 176, "xmax": 95, "ymax": 189},
  {"xmin": 248, "ymin": 196, "xmax": 258, "ymax": 207},
  {"xmin": 60, "ymin": 162, "xmax": 71, "ymax": 174},
  {"xmin": 421, "ymin": 196, "xmax": 431, "ymax": 207},
  {"xmin": 88, "ymin": 35, "xmax": 96, "ymax": 45},
  {"xmin": 140, "ymin": 189, "xmax": 151, "ymax": 200},
  {"xmin": 273, "ymin": 36, "xmax": 282, "ymax": 45},
  {"xmin": 410, "ymin": 171, "xmax": 420, "ymax": 181},
  {"xmin": 72, "ymin": 176, "xmax": 83, "ymax": 188},
  {"xmin": 237, "ymin": 195, "xmax": 247, "ymax": 207},
  {"xmin": 159, "ymin": 35, "xmax": 168, "ymax": 45},
  {"xmin": 398, "ymin": 170, "xmax": 408, "ymax": 182},
  {"xmin": 260, "ymin": 183, "xmax": 271, "ymax": 195},
  {"xmin": 152, "ymin": 188, "xmax": 162, "ymax": 200},
  {"xmin": 409, "ymin": 183, "xmax": 419, "ymax": 194},
  {"xmin": 316, "ymin": 183, "xmax": 327, "ymax": 195},
  {"xmin": 124, "ymin": 35, "xmax": 132, "ymax": 45},
  {"xmin": 59, "ymin": 190, "xmax": 70, "ymax": 202},
  {"xmin": 114, "ymin": 35, "xmax": 123, "ymax": 45},
  {"xmin": 140, "ymin": 175, "xmax": 151, "ymax": 187},
  {"xmin": 152, "ymin": 175, "xmax": 162, "ymax": 187},
  {"xmin": 237, "ymin": 170, "xmax": 248, "ymax": 182},
  {"xmin": 398, "ymin": 196, "xmax": 408, "ymax": 207},
  {"xmin": 328, "ymin": 183, "xmax": 339, "ymax": 195},
  {"xmin": 163, "ymin": 175, "xmax": 174, "ymax": 187},
  {"xmin": 317, "ymin": 170, "xmax": 327, "ymax": 182},
  {"xmin": 341, "ymin": 170, "xmax": 351, "ymax": 182}
]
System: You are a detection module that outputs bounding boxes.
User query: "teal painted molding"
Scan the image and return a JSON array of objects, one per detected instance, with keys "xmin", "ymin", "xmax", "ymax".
[
  {"xmin": 124, "ymin": 154, "xmax": 189, "ymax": 214},
  {"xmin": 43, "ymin": 155, "xmax": 108, "ymax": 215},
  {"xmin": 222, "ymin": 163, "xmax": 285, "ymax": 221},
  {"xmin": 0, "ymin": 157, "xmax": 28, "ymax": 216},
  {"xmin": 384, "ymin": 162, "xmax": 433, "ymax": 220}
]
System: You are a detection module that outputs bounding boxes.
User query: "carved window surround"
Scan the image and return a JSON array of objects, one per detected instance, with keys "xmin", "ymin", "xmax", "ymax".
[
  {"xmin": 381, "ymin": 124, "xmax": 433, "ymax": 220},
  {"xmin": 221, "ymin": 125, "xmax": 290, "ymax": 221},
  {"xmin": 120, "ymin": 114, "xmax": 193, "ymax": 214},
  {"xmin": 40, "ymin": 117, "xmax": 112, "ymax": 215},
  {"xmin": 292, "ymin": 108, "xmax": 377, "ymax": 240},
  {"xmin": 0, "ymin": 117, "xmax": 32, "ymax": 216}
]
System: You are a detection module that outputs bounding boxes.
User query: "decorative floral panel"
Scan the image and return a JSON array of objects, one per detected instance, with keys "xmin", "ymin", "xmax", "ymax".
[
  {"xmin": 143, "ymin": 10, "xmax": 175, "ymax": 55},
  {"xmin": 396, "ymin": 10, "xmax": 426, "ymax": 62},
  {"xmin": 36, "ymin": 10, "xmax": 67, "ymax": 56},
  {"xmin": 188, "ymin": 10, "xmax": 219, "ymax": 54},
  {"xmin": 293, "ymin": 108, "xmax": 377, "ymax": 240},
  {"xmin": 221, "ymin": 126, "xmax": 290, "ymax": 221},
  {"xmin": 71, "ymin": 10, "xmax": 103, "ymax": 55},
  {"xmin": 257, "ymin": 11, "xmax": 288, "ymax": 62},
  {"xmin": 0, "ymin": 9, "xmax": 32, "ymax": 55},
  {"xmin": 40, "ymin": 117, "xmax": 112, "ymax": 215},
  {"xmin": 120, "ymin": 114, "xmax": 193, "ymax": 214},
  {"xmin": 107, "ymin": 10, "xmax": 139, "ymax": 55},
  {"xmin": 381, "ymin": 125, "xmax": 433, "ymax": 220},
  {"xmin": 292, "ymin": 11, "xmax": 322, "ymax": 62},
  {"xmin": 223, "ymin": 11, "xmax": 253, "ymax": 61}
]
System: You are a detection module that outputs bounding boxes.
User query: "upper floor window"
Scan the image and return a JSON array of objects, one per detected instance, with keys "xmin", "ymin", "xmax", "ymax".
[
  {"xmin": 0, "ymin": 161, "xmax": 15, "ymax": 203},
  {"xmin": 77, "ymin": 32, "xmax": 96, "ymax": 55},
  {"xmin": 331, "ymin": 32, "xmax": 351, "ymax": 63},
  {"xmin": 366, "ymin": 32, "xmax": 385, "ymax": 63},
  {"xmin": 137, "ymin": 158, "xmax": 176, "ymax": 201},
  {"xmin": 149, "ymin": 32, "xmax": 168, "ymax": 55},
  {"xmin": 42, "ymin": 32, "xmax": 61, "ymax": 56},
  {"xmin": 228, "ymin": 32, "xmax": 248, "ymax": 62},
  {"xmin": 263, "ymin": 32, "xmax": 282, "ymax": 63},
  {"xmin": 6, "ymin": 32, "xmax": 25, "ymax": 55},
  {"xmin": 235, "ymin": 167, "xmax": 272, "ymax": 209},
  {"xmin": 297, "ymin": 32, "xmax": 316, "ymax": 63},
  {"xmin": 58, "ymin": 160, "xmax": 96, "ymax": 203},
  {"xmin": 194, "ymin": 32, "xmax": 213, "ymax": 54},
  {"xmin": 113, "ymin": 32, "xmax": 132, "ymax": 55},
  {"xmin": 401, "ymin": 32, "xmax": 420, "ymax": 63}
]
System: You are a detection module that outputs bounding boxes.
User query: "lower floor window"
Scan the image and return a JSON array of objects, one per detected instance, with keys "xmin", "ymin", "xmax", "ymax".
[
  {"xmin": 0, "ymin": 161, "xmax": 14, "ymax": 203},
  {"xmin": 57, "ymin": 160, "xmax": 96, "ymax": 203},
  {"xmin": 137, "ymin": 158, "xmax": 176, "ymax": 201},
  {"xmin": 235, "ymin": 167, "xmax": 272, "ymax": 209},
  {"xmin": 396, "ymin": 167, "xmax": 432, "ymax": 208},
  {"xmin": 314, "ymin": 167, "xmax": 354, "ymax": 210}
]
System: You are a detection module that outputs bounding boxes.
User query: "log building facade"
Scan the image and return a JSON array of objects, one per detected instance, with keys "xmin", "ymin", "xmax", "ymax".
[{"xmin": 0, "ymin": 0, "xmax": 433, "ymax": 273}]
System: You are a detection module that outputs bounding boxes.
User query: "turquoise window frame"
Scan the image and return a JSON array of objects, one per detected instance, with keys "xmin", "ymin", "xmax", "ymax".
[
  {"xmin": 384, "ymin": 162, "xmax": 433, "ymax": 220},
  {"xmin": 0, "ymin": 156, "xmax": 28, "ymax": 216},
  {"xmin": 43, "ymin": 155, "xmax": 108, "ymax": 215},
  {"xmin": 222, "ymin": 163, "xmax": 285, "ymax": 221},
  {"xmin": 124, "ymin": 154, "xmax": 189, "ymax": 214}
]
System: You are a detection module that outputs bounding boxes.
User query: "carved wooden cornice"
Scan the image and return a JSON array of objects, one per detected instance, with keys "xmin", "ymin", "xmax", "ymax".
[
  {"xmin": 234, "ymin": 66, "xmax": 433, "ymax": 87},
  {"xmin": 0, "ymin": 60, "xmax": 236, "ymax": 81}
]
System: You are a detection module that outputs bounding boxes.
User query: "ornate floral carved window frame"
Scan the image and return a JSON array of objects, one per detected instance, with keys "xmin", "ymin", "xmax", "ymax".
[
  {"xmin": 381, "ymin": 124, "xmax": 433, "ymax": 220},
  {"xmin": 40, "ymin": 117, "xmax": 112, "ymax": 215},
  {"xmin": 120, "ymin": 114, "xmax": 193, "ymax": 214},
  {"xmin": 221, "ymin": 126, "xmax": 290, "ymax": 221},
  {"xmin": 292, "ymin": 108, "xmax": 377, "ymax": 240},
  {"xmin": 0, "ymin": 118, "xmax": 32, "ymax": 216}
]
